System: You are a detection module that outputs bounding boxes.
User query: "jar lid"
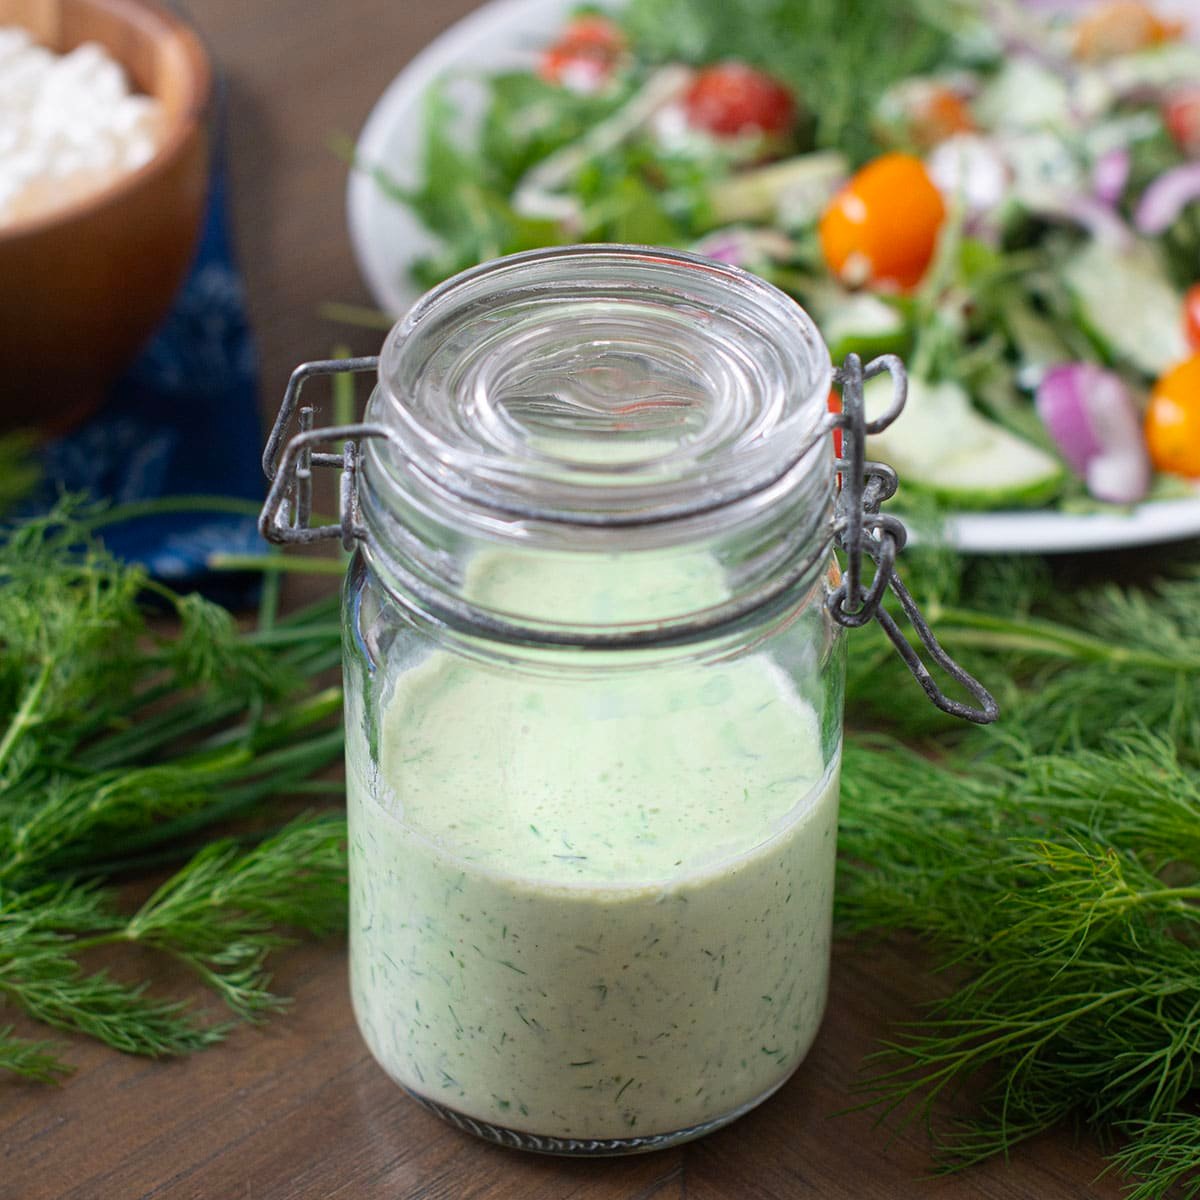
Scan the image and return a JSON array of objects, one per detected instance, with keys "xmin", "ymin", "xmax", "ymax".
[{"xmin": 367, "ymin": 244, "xmax": 832, "ymax": 529}]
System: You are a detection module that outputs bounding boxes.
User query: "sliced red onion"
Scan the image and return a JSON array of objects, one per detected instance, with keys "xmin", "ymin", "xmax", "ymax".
[
  {"xmin": 926, "ymin": 134, "xmax": 1010, "ymax": 214},
  {"xmin": 1028, "ymin": 191, "xmax": 1134, "ymax": 249},
  {"xmin": 1135, "ymin": 162, "xmax": 1200, "ymax": 235},
  {"xmin": 691, "ymin": 227, "xmax": 794, "ymax": 269},
  {"xmin": 1092, "ymin": 147, "xmax": 1131, "ymax": 205},
  {"xmin": 1036, "ymin": 362, "xmax": 1151, "ymax": 503}
]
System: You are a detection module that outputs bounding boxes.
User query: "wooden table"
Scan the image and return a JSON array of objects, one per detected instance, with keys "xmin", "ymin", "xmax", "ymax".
[{"xmin": 1, "ymin": 2, "xmax": 1128, "ymax": 1196}]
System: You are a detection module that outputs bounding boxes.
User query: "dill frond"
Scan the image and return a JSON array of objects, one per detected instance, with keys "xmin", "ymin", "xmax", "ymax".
[
  {"xmin": 841, "ymin": 543, "xmax": 1200, "ymax": 1195},
  {"xmin": 0, "ymin": 500, "xmax": 346, "ymax": 1080}
]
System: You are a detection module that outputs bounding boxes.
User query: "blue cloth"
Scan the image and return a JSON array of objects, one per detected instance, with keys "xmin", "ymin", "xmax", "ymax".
[{"xmin": 31, "ymin": 146, "xmax": 265, "ymax": 602}]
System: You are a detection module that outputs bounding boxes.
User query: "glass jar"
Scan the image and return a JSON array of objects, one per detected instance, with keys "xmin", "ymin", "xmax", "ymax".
[{"xmin": 260, "ymin": 245, "xmax": 994, "ymax": 1157}]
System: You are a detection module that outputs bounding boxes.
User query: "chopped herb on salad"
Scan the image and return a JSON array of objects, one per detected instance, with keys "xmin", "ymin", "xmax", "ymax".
[{"xmin": 365, "ymin": 0, "xmax": 1200, "ymax": 514}]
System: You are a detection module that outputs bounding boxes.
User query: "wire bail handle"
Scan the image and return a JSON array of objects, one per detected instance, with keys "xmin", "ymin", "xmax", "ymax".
[
  {"xmin": 259, "ymin": 356, "xmax": 386, "ymax": 552},
  {"xmin": 828, "ymin": 353, "xmax": 998, "ymax": 724},
  {"xmin": 259, "ymin": 352, "xmax": 997, "ymax": 724}
]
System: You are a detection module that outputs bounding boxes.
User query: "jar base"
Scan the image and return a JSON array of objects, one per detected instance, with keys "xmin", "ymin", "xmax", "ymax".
[{"xmin": 403, "ymin": 1068, "xmax": 797, "ymax": 1157}]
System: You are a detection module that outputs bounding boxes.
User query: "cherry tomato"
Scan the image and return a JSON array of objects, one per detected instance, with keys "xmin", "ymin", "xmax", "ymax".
[
  {"xmin": 538, "ymin": 16, "xmax": 625, "ymax": 91},
  {"xmin": 1185, "ymin": 284, "xmax": 1200, "ymax": 351},
  {"xmin": 911, "ymin": 87, "xmax": 976, "ymax": 148},
  {"xmin": 827, "ymin": 388, "xmax": 843, "ymax": 459},
  {"xmin": 878, "ymin": 80, "xmax": 976, "ymax": 150},
  {"xmin": 683, "ymin": 62, "xmax": 796, "ymax": 137},
  {"xmin": 818, "ymin": 153, "xmax": 946, "ymax": 291},
  {"xmin": 1073, "ymin": 1, "xmax": 1183, "ymax": 60},
  {"xmin": 1164, "ymin": 88, "xmax": 1200, "ymax": 158},
  {"xmin": 1145, "ymin": 354, "xmax": 1200, "ymax": 478}
]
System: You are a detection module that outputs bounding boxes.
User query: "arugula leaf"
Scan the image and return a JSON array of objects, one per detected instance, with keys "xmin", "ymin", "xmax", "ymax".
[
  {"xmin": 371, "ymin": 87, "xmax": 566, "ymax": 288},
  {"xmin": 481, "ymin": 70, "xmax": 632, "ymax": 187}
]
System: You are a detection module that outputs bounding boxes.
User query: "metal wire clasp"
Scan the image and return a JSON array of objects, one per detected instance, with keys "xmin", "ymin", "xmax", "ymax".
[
  {"xmin": 259, "ymin": 351, "xmax": 997, "ymax": 724},
  {"xmin": 828, "ymin": 353, "xmax": 998, "ymax": 724},
  {"xmin": 259, "ymin": 356, "xmax": 388, "ymax": 551}
]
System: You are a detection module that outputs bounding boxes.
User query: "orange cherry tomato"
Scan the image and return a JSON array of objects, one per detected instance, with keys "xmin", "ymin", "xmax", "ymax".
[
  {"xmin": 888, "ymin": 82, "xmax": 977, "ymax": 149},
  {"xmin": 1073, "ymin": 1, "xmax": 1183, "ymax": 60},
  {"xmin": 1145, "ymin": 354, "xmax": 1200, "ymax": 478},
  {"xmin": 1185, "ymin": 284, "xmax": 1200, "ymax": 351},
  {"xmin": 538, "ymin": 16, "xmax": 626, "ymax": 90},
  {"xmin": 818, "ymin": 153, "xmax": 946, "ymax": 291},
  {"xmin": 914, "ymin": 87, "xmax": 976, "ymax": 146}
]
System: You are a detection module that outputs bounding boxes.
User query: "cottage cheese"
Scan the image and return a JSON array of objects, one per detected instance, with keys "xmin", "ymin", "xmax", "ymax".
[{"xmin": 0, "ymin": 27, "xmax": 165, "ymax": 227}]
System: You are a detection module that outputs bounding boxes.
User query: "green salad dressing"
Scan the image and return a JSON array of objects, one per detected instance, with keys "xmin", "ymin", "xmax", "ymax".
[{"xmin": 347, "ymin": 551, "xmax": 840, "ymax": 1141}]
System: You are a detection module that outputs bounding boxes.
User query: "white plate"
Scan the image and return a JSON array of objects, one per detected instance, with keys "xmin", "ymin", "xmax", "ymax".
[{"xmin": 346, "ymin": 0, "xmax": 1200, "ymax": 555}]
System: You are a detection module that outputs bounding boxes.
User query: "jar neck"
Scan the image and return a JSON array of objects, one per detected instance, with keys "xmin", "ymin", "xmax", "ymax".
[
  {"xmin": 355, "ymin": 245, "xmax": 835, "ymax": 650},
  {"xmin": 357, "ymin": 434, "xmax": 835, "ymax": 654}
]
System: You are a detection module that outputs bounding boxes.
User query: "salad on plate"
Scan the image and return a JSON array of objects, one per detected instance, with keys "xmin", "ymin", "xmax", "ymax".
[{"xmin": 364, "ymin": 0, "xmax": 1200, "ymax": 516}]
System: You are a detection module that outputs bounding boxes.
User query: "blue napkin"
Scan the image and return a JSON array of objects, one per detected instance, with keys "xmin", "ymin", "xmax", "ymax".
[{"xmin": 30, "ymin": 134, "xmax": 266, "ymax": 604}]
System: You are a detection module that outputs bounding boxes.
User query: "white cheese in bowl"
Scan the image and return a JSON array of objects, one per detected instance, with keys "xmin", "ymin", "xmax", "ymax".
[{"xmin": 0, "ymin": 27, "xmax": 166, "ymax": 227}]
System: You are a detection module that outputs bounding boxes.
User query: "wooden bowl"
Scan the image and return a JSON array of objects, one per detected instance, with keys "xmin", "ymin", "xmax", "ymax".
[{"xmin": 0, "ymin": 0, "xmax": 213, "ymax": 433}]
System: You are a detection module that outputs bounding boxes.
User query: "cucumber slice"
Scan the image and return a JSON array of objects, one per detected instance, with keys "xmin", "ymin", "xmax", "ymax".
[
  {"xmin": 864, "ymin": 375, "xmax": 1065, "ymax": 510},
  {"xmin": 707, "ymin": 151, "xmax": 847, "ymax": 226},
  {"xmin": 1063, "ymin": 240, "xmax": 1188, "ymax": 377},
  {"xmin": 822, "ymin": 293, "xmax": 909, "ymax": 363}
]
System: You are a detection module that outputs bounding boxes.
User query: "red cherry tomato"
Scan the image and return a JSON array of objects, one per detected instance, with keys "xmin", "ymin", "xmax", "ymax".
[
  {"xmin": 1145, "ymin": 354, "xmax": 1200, "ymax": 478},
  {"xmin": 684, "ymin": 62, "xmax": 796, "ymax": 137},
  {"xmin": 819, "ymin": 153, "xmax": 947, "ymax": 291},
  {"xmin": 1165, "ymin": 88, "xmax": 1200, "ymax": 158},
  {"xmin": 538, "ymin": 16, "xmax": 625, "ymax": 90},
  {"xmin": 828, "ymin": 389, "xmax": 843, "ymax": 459},
  {"xmin": 1185, "ymin": 284, "xmax": 1200, "ymax": 351}
]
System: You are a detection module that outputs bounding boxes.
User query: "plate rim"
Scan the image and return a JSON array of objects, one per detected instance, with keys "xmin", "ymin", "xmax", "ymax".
[{"xmin": 345, "ymin": 0, "xmax": 1200, "ymax": 554}]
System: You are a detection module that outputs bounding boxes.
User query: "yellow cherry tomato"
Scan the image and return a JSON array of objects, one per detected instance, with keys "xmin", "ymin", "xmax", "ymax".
[
  {"xmin": 818, "ymin": 153, "xmax": 946, "ymax": 292},
  {"xmin": 1073, "ymin": 1, "xmax": 1183, "ymax": 60},
  {"xmin": 1145, "ymin": 354, "xmax": 1200, "ymax": 479}
]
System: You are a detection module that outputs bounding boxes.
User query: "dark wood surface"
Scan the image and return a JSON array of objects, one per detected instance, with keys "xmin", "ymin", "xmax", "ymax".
[{"xmin": 1, "ymin": 2, "xmax": 1128, "ymax": 1197}]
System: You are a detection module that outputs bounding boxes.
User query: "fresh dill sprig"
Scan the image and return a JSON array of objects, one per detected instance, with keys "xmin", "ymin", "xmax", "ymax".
[
  {"xmin": 1113, "ymin": 1113, "xmax": 1200, "ymax": 1200},
  {"xmin": 0, "ymin": 500, "xmax": 346, "ymax": 1080},
  {"xmin": 0, "ymin": 1026, "xmax": 72, "ymax": 1082},
  {"xmin": 840, "ymin": 542, "xmax": 1200, "ymax": 1198}
]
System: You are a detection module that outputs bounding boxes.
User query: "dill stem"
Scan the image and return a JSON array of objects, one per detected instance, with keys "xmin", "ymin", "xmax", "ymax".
[
  {"xmin": 207, "ymin": 553, "xmax": 345, "ymax": 576},
  {"xmin": 102, "ymin": 728, "xmax": 345, "ymax": 855},
  {"xmin": 79, "ymin": 695, "xmax": 247, "ymax": 770},
  {"xmin": 271, "ymin": 592, "xmax": 340, "ymax": 627},
  {"xmin": 240, "ymin": 624, "xmax": 342, "ymax": 647},
  {"xmin": 918, "ymin": 605, "xmax": 1199, "ymax": 673},
  {"xmin": 257, "ymin": 552, "xmax": 283, "ymax": 634},
  {"xmin": 59, "ymin": 818, "xmax": 332, "ymax": 881},
  {"xmin": 319, "ymin": 301, "xmax": 395, "ymax": 330},
  {"xmin": 0, "ymin": 659, "xmax": 52, "ymax": 779}
]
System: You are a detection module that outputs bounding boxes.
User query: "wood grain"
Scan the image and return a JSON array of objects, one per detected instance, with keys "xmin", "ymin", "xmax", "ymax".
[
  {"xmin": 0, "ymin": 1, "xmax": 1134, "ymax": 1196},
  {"xmin": 1, "ymin": 939, "xmax": 1124, "ymax": 1199}
]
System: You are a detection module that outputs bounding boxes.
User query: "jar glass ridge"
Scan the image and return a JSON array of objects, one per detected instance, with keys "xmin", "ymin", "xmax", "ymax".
[{"xmin": 342, "ymin": 246, "xmax": 847, "ymax": 1154}]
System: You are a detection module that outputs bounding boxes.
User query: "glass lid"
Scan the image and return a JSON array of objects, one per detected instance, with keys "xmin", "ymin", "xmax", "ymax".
[{"xmin": 368, "ymin": 244, "xmax": 833, "ymax": 526}]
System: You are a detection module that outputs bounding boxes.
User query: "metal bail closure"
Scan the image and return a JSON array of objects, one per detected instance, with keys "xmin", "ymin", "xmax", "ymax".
[
  {"xmin": 828, "ymin": 354, "xmax": 999, "ymax": 725},
  {"xmin": 259, "ymin": 356, "xmax": 389, "ymax": 552}
]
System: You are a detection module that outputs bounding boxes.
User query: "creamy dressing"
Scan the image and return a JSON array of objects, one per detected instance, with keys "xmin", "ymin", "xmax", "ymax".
[{"xmin": 347, "ymin": 552, "xmax": 840, "ymax": 1142}]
